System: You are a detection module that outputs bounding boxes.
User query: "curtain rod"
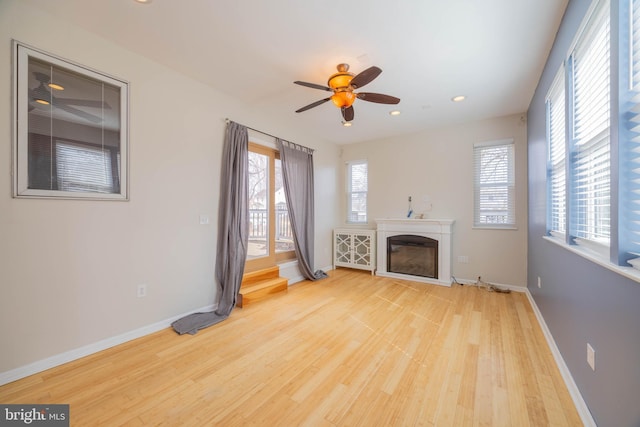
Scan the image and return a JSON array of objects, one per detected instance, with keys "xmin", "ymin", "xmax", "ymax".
[{"xmin": 224, "ymin": 118, "xmax": 314, "ymax": 153}]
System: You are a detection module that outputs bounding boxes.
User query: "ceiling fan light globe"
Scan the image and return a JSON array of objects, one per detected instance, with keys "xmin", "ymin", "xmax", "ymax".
[
  {"xmin": 48, "ymin": 83, "xmax": 64, "ymax": 91},
  {"xmin": 331, "ymin": 91, "xmax": 355, "ymax": 108}
]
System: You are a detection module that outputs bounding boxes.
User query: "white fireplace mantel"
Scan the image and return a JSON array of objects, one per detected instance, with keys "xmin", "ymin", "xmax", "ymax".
[{"xmin": 375, "ymin": 218, "xmax": 454, "ymax": 287}]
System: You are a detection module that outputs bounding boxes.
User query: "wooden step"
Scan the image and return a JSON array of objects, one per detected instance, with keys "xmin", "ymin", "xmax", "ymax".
[
  {"xmin": 241, "ymin": 266, "xmax": 280, "ymax": 286},
  {"xmin": 237, "ymin": 276, "xmax": 288, "ymax": 308}
]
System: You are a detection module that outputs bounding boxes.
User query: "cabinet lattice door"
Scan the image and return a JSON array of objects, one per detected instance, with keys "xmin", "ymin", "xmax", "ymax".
[{"xmin": 333, "ymin": 229, "xmax": 376, "ymax": 274}]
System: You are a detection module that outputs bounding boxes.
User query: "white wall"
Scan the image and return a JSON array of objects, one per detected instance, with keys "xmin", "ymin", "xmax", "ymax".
[
  {"xmin": 0, "ymin": 1, "xmax": 339, "ymax": 377},
  {"xmin": 339, "ymin": 114, "xmax": 528, "ymax": 287}
]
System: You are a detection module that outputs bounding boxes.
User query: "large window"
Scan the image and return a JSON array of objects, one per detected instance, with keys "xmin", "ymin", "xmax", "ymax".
[
  {"xmin": 539, "ymin": 0, "xmax": 640, "ymax": 272},
  {"xmin": 545, "ymin": 0, "xmax": 611, "ymax": 256},
  {"xmin": 618, "ymin": 0, "xmax": 640, "ymax": 263},
  {"xmin": 473, "ymin": 140, "xmax": 515, "ymax": 228},
  {"xmin": 346, "ymin": 160, "xmax": 368, "ymax": 223},
  {"xmin": 568, "ymin": 0, "xmax": 611, "ymax": 248},
  {"xmin": 246, "ymin": 143, "xmax": 295, "ymax": 271}
]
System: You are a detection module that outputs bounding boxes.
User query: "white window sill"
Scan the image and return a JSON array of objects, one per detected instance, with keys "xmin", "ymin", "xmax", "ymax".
[
  {"xmin": 543, "ymin": 235, "xmax": 640, "ymax": 284},
  {"xmin": 473, "ymin": 225, "xmax": 518, "ymax": 230}
]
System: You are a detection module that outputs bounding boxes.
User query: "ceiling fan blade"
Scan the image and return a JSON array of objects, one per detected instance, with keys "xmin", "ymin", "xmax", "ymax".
[
  {"xmin": 349, "ymin": 66, "xmax": 382, "ymax": 89},
  {"xmin": 56, "ymin": 98, "xmax": 112, "ymax": 109},
  {"xmin": 294, "ymin": 81, "xmax": 332, "ymax": 92},
  {"xmin": 29, "ymin": 86, "xmax": 51, "ymax": 104},
  {"xmin": 342, "ymin": 106, "xmax": 354, "ymax": 122},
  {"xmin": 356, "ymin": 92, "xmax": 400, "ymax": 104},
  {"xmin": 295, "ymin": 97, "xmax": 331, "ymax": 113},
  {"xmin": 55, "ymin": 103, "xmax": 103, "ymax": 123}
]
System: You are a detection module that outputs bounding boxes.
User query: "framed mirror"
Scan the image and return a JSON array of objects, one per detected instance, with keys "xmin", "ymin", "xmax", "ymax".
[{"xmin": 12, "ymin": 41, "xmax": 129, "ymax": 200}]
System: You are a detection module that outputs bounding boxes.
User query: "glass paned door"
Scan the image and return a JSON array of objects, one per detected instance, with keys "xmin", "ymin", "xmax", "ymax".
[
  {"xmin": 245, "ymin": 143, "xmax": 296, "ymax": 272},
  {"xmin": 248, "ymin": 150, "xmax": 269, "ymax": 259},
  {"xmin": 275, "ymin": 158, "xmax": 294, "ymax": 253}
]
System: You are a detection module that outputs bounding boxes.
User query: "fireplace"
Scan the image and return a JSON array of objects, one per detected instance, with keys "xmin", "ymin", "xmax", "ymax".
[
  {"xmin": 376, "ymin": 218, "xmax": 454, "ymax": 286},
  {"xmin": 387, "ymin": 235, "xmax": 438, "ymax": 278}
]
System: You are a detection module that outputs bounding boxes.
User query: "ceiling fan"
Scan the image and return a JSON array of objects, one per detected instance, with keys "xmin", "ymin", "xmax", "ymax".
[
  {"xmin": 29, "ymin": 71, "xmax": 110, "ymax": 124},
  {"xmin": 294, "ymin": 63, "xmax": 400, "ymax": 123}
]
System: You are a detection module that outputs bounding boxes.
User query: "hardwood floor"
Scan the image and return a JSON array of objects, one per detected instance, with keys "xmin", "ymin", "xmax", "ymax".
[{"xmin": 0, "ymin": 269, "xmax": 582, "ymax": 426}]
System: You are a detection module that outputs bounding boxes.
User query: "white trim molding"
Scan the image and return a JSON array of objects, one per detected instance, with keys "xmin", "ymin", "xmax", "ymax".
[
  {"xmin": 524, "ymin": 289, "xmax": 597, "ymax": 427},
  {"xmin": 454, "ymin": 279, "xmax": 596, "ymax": 426},
  {"xmin": 0, "ymin": 304, "xmax": 216, "ymax": 387}
]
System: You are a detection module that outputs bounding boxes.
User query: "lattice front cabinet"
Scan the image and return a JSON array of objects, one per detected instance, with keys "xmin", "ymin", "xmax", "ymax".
[{"xmin": 333, "ymin": 229, "xmax": 376, "ymax": 274}]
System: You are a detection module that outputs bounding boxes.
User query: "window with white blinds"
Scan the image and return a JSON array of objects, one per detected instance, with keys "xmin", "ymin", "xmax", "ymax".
[
  {"xmin": 56, "ymin": 142, "xmax": 119, "ymax": 194},
  {"xmin": 473, "ymin": 139, "xmax": 515, "ymax": 228},
  {"xmin": 618, "ymin": 0, "xmax": 640, "ymax": 262},
  {"xmin": 568, "ymin": 0, "xmax": 610, "ymax": 246},
  {"xmin": 544, "ymin": 0, "xmax": 640, "ymax": 275},
  {"xmin": 347, "ymin": 160, "xmax": 368, "ymax": 223},
  {"xmin": 547, "ymin": 67, "xmax": 567, "ymax": 234}
]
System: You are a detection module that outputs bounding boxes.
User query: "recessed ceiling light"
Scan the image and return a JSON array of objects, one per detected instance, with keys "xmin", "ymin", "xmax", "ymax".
[
  {"xmin": 342, "ymin": 121, "xmax": 352, "ymax": 127},
  {"xmin": 48, "ymin": 83, "xmax": 64, "ymax": 91},
  {"xmin": 134, "ymin": 0, "xmax": 152, "ymax": 3},
  {"xmin": 389, "ymin": 110, "xmax": 401, "ymax": 116},
  {"xmin": 451, "ymin": 95, "xmax": 466, "ymax": 102}
]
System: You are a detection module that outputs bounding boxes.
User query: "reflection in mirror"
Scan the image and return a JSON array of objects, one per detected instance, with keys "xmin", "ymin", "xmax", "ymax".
[{"xmin": 14, "ymin": 42, "xmax": 128, "ymax": 199}]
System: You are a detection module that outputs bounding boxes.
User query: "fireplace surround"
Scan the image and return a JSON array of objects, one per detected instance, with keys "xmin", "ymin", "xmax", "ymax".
[{"xmin": 376, "ymin": 218, "xmax": 454, "ymax": 286}]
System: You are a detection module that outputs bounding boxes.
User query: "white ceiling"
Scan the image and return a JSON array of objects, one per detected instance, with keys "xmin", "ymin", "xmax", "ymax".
[{"xmin": 23, "ymin": 0, "xmax": 568, "ymax": 145}]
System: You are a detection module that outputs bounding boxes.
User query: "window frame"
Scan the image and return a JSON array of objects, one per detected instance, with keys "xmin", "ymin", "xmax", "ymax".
[
  {"xmin": 546, "ymin": 65, "xmax": 567, "ymax": 238},
  {"xmin": 346, "ymin": 160, "xmax": 368, "ymax": 224},
  {"xmin": 473, "ymin": 139, "xmax": 516, "ymax": 229},
  {"xmin": 12, "ymin": 40, "xmax": 129, "ymax": 200}
]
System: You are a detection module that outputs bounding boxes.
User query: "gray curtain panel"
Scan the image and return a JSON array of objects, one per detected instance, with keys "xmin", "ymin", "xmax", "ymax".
[
  {"xmin": 172, "ymin": 121, "xmax": 249, "ymax": 334},
  {"xmin": 277, "ymin": 138, "xmax": 327, "ymax": 281}
]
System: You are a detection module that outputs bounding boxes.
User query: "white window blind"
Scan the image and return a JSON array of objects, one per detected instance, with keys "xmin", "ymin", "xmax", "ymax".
[
  {"xmin": 618, "ymin": 0, "xmax": 640, "ymax": 260},
  {"xmin": 56, "ymin": 142, "xmax": 116, "ymax": 194},
  {"xmin": 547, "ymin": 67, "xmax": 567, "ymax": 234},
  {"xmin": 473, "ymin": 140, "xmax": 515, "ymax": 227},
  {"xmin": 569, "ymin": 0, "xmax": 610, "ymax": 245},
  {"xmin": 347, "ymin": 160, "xmax": 367, "ymax": 223}
]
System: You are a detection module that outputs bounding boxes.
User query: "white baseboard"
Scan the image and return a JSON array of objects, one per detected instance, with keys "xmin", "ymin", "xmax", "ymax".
[
  {"xmin": 0, "ymin": 303, "xmax": 216, "ymax": 387},
  {"xmin": 0, "ymin": 275, "xmax": 597, "ymax": 427},
  {"xmin": 279, "ymin": 260, "xmax": 304, "ymax": 285},
  {"xmin": 524, "ymin": 289, "xmax": 597, "ymax": 427},
  {"xmin": 278, "ymin": 261, "xmax": 334, "ymax": 286},
  {"xmin": 453, "ymin": 277, "xmax": 596, "ymax": 425}
]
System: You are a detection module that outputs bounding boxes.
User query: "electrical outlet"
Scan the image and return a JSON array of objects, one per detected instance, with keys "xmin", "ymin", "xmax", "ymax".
[
  {"xmin": 137, "ymin": 284, "xmax": 147, "ymax": 298},
  {"xmin": 587, "ymin": 343, "xmax": 595, "ymax": 371},
  {"xmin": 199, "ymin": 214, "xmax": 210, "ymax": 225},
  {"xmin": 537, "ymin": 276, "xmax": 542, "ymax": 288},
  {"xmin": 457, "ymin": 255, "xmax": 469, "ymax": 263}
]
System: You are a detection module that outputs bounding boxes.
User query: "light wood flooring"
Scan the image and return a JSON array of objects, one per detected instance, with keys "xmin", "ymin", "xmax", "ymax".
[{"xmin": 0, "ymin": 269, "xmax": 582, "ymax": 426}]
